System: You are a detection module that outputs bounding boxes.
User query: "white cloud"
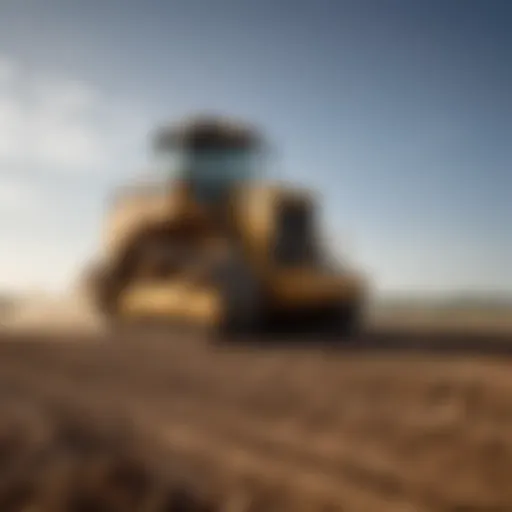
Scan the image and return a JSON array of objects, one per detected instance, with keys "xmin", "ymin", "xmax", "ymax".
[
  {"xmin": 0, "ymin": 178, "xmax": 40, "ymax": 215},
  {"xmin": 0, "ymin": 54, "xmax": 153, "ymax": 293},
  {"xmin": 34, "ymin": 119, "xmax": 103, "ymax": 169},
  {"xmin": 0, "ymin": 55, "xmax": 149, "ymax": 174},
  {"xmin": 0, "ymin": 75, "xmax": 104, "ymax": 171},
  {"xmin": 33, "ymin": 77, "xmax": 99, "ymax": 115}
]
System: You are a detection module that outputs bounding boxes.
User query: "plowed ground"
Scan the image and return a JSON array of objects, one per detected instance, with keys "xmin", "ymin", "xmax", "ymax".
[{"xmin": 1, "ymin": 328, "xmax": 512, "ymax": 511}]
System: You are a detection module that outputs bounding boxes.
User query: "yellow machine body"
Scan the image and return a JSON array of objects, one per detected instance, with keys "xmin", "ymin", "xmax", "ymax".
[
  {"xmin": 98, "ymin": 180, "xmax": 365, "ymax": 330},
  {"xmin": 88, "ymin": 115, "xmax": 367, "ymax": 336}
]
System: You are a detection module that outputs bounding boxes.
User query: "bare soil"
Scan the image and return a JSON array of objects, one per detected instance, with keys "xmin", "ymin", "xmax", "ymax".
[{"xmin": 1, "ymin": 328, "xmax": 512, "ymax": 511}]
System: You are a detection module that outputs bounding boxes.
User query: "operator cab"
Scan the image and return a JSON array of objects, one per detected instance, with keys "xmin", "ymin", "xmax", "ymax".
[{"xmin": 152, "ymin": 116, "xmax": 266, "ymax": 203}]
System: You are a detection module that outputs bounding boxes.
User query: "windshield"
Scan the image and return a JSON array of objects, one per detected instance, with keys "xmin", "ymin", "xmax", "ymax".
[
  {"xmin": 187, "ymin": 148, "xmax": 262, "ymax": 181},
  {"xmin": 154, "ymin": 147, "xmax": 265, "ymax": 200}
]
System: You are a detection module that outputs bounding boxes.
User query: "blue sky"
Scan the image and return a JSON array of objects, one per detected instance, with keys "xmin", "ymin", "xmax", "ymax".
[{"xmin": 0, "ymin": 0, "xmax": 510, "ymax": 296}]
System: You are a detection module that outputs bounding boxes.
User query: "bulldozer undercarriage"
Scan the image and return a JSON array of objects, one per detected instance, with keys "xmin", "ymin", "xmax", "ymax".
[
  {"xmin": 99, "ymin": 288, "xmax": 361, "ymax": 343},
  {"xmin": 90, "ymin": 237, "xmax": 361, "ymax": 342}
]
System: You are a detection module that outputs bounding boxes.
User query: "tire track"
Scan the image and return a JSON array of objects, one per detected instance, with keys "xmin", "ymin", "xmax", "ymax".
[
  {"xmin": 1, "ymin": 330, "xmax": 512, "ymax": 510},
  {"xmin": 0, "ymin": 348, "xmax": 419, "ymax": 509},
  {"xmin": 0, "ymin": 339, "xmax": 450, "ymax": 509},
  {"xmin": 136, "ymin": 398, "xmax": 421, "ymax": 507},
  {"xmin": 3, "ymin": 327, "xmax": 512, "ymax": 357},
  {"xmin": 153, "ymin": 420, "xmax": 427, "ymax": 512}
]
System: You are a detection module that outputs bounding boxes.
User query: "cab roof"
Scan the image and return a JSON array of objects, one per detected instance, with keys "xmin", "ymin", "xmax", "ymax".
[{"xmin": 152, "ymin": 114, "xmax": 264, "ymax": 152}]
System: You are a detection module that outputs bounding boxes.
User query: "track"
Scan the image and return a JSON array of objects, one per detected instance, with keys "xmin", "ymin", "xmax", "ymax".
[{"xmin": 1, "ymin": 328, "xmax": 512, "ymax": 511}]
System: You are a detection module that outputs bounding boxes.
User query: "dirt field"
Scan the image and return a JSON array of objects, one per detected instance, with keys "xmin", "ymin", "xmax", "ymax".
[
  {"xmin": 1, "ymin": 328, "xmax": 512, "ymax": 511},
  {"xmin": 372, "ymin": 306, "xmax": 512, "ymax": 335}
]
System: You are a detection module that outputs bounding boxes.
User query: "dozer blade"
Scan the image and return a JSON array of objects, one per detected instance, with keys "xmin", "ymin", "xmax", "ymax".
[{"xmin": 117, "ymin": 281, "xmax": 223, "ymax": 328}]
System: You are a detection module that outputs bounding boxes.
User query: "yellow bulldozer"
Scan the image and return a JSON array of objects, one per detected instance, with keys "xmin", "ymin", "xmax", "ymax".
[{"xmin": 86, "ymin": 115, "xmax": 367, "ymax": 339}]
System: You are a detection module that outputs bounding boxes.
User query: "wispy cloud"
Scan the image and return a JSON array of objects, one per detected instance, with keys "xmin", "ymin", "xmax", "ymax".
[
  {"xmin": 0, "ymin": 54, "xmax": 149, "ymax": 175},
  {"xmin": 0, "ymin": 177, "xmax": 39, "ymax": 215},
  {"xmin": 0, "ymin": 54, "xmax": 152, "ymax": 291},
  {"xmin": 0, "ymin": 60, "xmax": 101, "ymax": 171}
]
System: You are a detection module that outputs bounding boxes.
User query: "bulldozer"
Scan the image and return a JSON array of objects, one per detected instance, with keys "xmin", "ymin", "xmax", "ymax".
[{"xmin": 86, "ymin": 115, "xmax": 367, "ymax": 339}]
